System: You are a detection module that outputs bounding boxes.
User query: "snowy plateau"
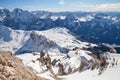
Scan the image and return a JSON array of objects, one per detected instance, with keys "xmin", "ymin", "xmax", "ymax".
[{"xmin": 0, "ymin": 8, "xmax": 120, "ymax": 80}]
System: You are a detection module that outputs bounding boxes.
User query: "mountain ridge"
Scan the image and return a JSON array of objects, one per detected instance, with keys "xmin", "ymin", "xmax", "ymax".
[{"xmin": 0, "ymin": 8, "xmax": 120, "ymax": 44}]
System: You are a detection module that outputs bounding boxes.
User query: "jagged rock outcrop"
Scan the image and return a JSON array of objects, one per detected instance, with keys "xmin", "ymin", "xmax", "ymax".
[
  {"xmin": 0, "ymin": 51, "xmax": 47, "ymax": 80},
  {"xmin": 15, "ymin": 30, "xmax": 68, "ymax": 54}
]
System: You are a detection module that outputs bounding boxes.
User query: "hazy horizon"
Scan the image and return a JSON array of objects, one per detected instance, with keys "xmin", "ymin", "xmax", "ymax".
[{"xmin": 0, "ymin": 0, "xmax": 120, "ymax": 12}]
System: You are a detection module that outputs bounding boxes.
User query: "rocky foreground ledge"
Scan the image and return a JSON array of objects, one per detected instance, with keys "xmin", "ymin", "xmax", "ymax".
[{"xmin": 0, "ymin": 51, "xmax": 47, "ymax": 80}]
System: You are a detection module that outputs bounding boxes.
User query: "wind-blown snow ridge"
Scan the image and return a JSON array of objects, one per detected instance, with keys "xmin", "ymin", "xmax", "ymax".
[
  {"xmin": 0, "ymin": 26, "xmax": 30, "ymax": 53},
  {"xmin": 0, "ymin": 26, "xmax": 95, "ymax": 54}
]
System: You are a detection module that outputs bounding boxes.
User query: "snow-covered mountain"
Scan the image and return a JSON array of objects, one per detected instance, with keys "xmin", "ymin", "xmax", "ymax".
[
  {"xmin": 0, "ymin": 25, "xmax": 94, "ymax": 78},
  {"xmin": 62, "ymin": 54, "xmax": 120, "ymax": 80},
  {"xmin": 0, "ymin": 21, "xmax": 120, "ymax": 80},
  {"xmin": 0, "ymin": 25, "xmax": 96, "ymax": 54},
  {"xmin": 0, "ymin": 8, "xmax": 9, "ymax": 21},
  {"xmin": 0, "ymin": 8, "xmax": 120, "ymax": 44},
  {"xmin": 0, "ymin": 25, "xmax": 30, "ymax": 53}
]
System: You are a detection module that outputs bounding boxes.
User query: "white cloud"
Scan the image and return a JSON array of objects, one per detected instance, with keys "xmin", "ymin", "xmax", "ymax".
[
  {"xmin": 0, "ymin": 6, "xmax": 3, "ymax": 9},
  {"xmin": 96, "ymin": 3, "xmax": 120, "ymax": 11},
  {"xmin": 69, "ymin": 3, "xmax": 120, "ymax": 12},
  {"xmin": 23, "ymin": 6, "xmax": 61, "ymax": 12},
  {"xmin": 23, "ymin": 3, "xmax": 120, "ymax": 12},
  {"xmin": 59, "ymin": 0, "xmax": 65, "ymax": 5}
]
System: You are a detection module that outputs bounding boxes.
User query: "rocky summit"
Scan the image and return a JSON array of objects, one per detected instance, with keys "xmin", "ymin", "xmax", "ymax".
[{"xmin": 0, "ymin": 51, "xmax": 47, "ymax": 80}]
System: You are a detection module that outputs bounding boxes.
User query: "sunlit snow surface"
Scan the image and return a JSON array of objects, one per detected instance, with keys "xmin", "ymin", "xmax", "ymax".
[
  {"xmin": 17, "ymin": 53, "xmax": 120, "ymax": 80},
  {"xmin": 0, "ymin": 26, "xmax": 96, "ymax": 54},
  {"xmin": 0, "ymin": 26, "xmax": 119, "ymax": 80},
  {"xmin": 61, "ymin": 54, "xmax": 120, "ymax": 80}
]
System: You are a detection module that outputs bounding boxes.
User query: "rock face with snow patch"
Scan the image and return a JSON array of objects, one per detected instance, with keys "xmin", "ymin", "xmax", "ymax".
[
  {"xmin": 0, "ymin": 26, "xmax": 72, "ymax": 54},
  {"xmin": 16, "ymin": 31, "xmax": 60, "ymax": 54}
]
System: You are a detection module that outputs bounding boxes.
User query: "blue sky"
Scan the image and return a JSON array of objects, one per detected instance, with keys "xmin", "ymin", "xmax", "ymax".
[{"xmin": 0, "ymin": 0, "xmax": 120, "ymax": 12}]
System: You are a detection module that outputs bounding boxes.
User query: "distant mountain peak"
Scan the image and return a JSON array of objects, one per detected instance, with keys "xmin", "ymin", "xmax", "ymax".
[
  {"xmin": 0, "ymin": 8, "xmax": 120, "ymax": 44},
  {"xmin": 13, "ymin": 8, "xmax": 23, "ymax": 12}
]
